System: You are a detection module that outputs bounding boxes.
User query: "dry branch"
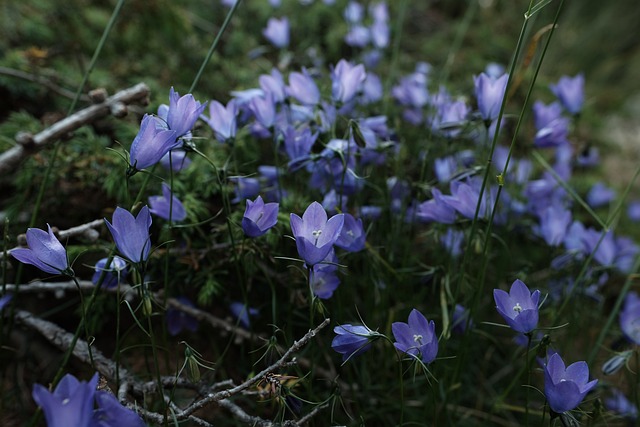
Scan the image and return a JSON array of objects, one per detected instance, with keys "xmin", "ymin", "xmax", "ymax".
[{"xmin": 0, "ymin": 82, "xmax": 150, "ymax": 175}]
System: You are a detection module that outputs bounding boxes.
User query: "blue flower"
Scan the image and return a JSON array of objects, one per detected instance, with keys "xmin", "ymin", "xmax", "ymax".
[
  {"xmin": 204, "ymin": 100, "xmax": 237, "ymax": 143},
  {"xmin": 129, "ymin": 114, "xmax": 178, "ymax": 171},
  {"xmin": 392, "ymin": 309, "xmax": 438, "ymax": 364},
  {"xmin": 94, "ymin": 391, "xmax": 145, "ymax": 427},
  {"xmin": 166, "ymin": 297, "xmax": 199, "ymax": 336},
  {"xmin": 249, "ymin": 93, "xmax": 277, "ymax": 129},
  {"xmin": 242, "ymin": 195, "xmax": 279, "ymax": 238},
  {"xmin": 32, "ymin": 373, "xmax": 98, "ymax": 427},
  {"xmin": 11, "ymin": 224, "xmax": 71, "ymax": 275},
  {"xmin": 166, "ymin": 87, "xmax": 207, "ymax": 138},
  {"xmin": 537, "ymin": 205, "xmax": 572, "ymax": 247},
  {"xmin": 335, "ymin": 213, "xmax": 365, "ymax": 252},
  {"xmin": 92, "ymin": 256, "xmax": 128, "ymax": 289},
  {"xmin": 331, "ymin": 324, "xmax": 377, "ymax": 362},
  {"xmin": 105, "ymin": 206, "xmax": 152, "ymax": 264},
  {"xmin": 474, "ymin": 72, "xmax": 508, "ymax": 122},
  {"xmin": 544, "ymin": 353, "xmax": 598, "ymax": 414},
  {"xmin": 0, "ymin": 293, "xmax": 12, "ymax": 311},
  {"xmin": 263, "ymin": 17, "xmax": 289, "ymax": 48},
  {"xmin": 229, "ymin": 302, "xmax": 259, "ymax": 328},
  {"xmin": 605, "ymin": 389, "xmax": 638, "ymax": 420},
  {"xmin": 287, "ymin": 69, "xmax": 320, "ymax": 106},
  {"xmin": 493, "ymin": 279, "xmax": 540, "ymax": 334},
  {"xmin": 331, "ymin": 60, "xmax": 366, "ymax": 104},
  {"xmin": 148, "ymin": 183, "xmax": 187, "ymax": 222},
  {"xmin": 620, "ymin": 291, "xmax": 640, "ymax": 345},
  {"xmin": 550, "ymin": 74, "xmax": 584, "ymax": 115},
  {"xmin": 290, "ymin": 201, "xmax": 344, "ymax": 266},
  {"xmin": 586, "ymin": 182, "xmax": 615, "ymax": 208}
]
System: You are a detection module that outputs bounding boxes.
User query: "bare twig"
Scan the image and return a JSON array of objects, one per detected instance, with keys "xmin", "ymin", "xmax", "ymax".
[
  {"xmin": 0, "ymin": 66, "xmax": 91, "ymax": 101},
  {"xmin": 0, "ymin": 82, "xmax": 150, "ymax": 175}
]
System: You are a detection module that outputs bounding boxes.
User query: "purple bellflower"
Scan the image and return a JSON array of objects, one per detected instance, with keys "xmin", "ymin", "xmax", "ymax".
[
  {"xmin": 160, "ymin": 149, "xmax": 192, "ymax": 172},
  {"xmin": 416, "ymin": 188, "xmax": 457, "ymax": 224},
  {"xmin": 627, "ymin": 201, "xmax": 640, "ymax": 222},
  {"xmin": 11, "ymin": 224, "xmax": 71, "ymax": 275},
  {"xmin": 537, "ymin": 205, "xmax": 572, "ymax": 247},
  {"xmin": 550, "ymin": 74, "xmax": 585, "ymax": 115},
  {"xmin": 229, "ymin": 302, "xmax": 259, "ymax": 328},
  {"xmin": 586, "ymin": 182, "xmax": 615, "ymax": 208},
  {"xmin": 332, "ymin": 323, "xmax": 378, "ymax": 362},
  {"xmin": 493, "ymin": 279, "xmax": 540, "ymax": 334},
  {"xmin": 287, "ymin": 69, "xmax": 321, "ymax": 106},
  {"xmin": 474, "ymin": 72, "xmax": 508, "ymax": 123},
  {"xmin": 259, "ymin": 68, "xmax": 286, "ymax": 103},
  {"xmin": 605, "ymin": 389, "xmax": 638, "ymax": 421},
  {"xmin": 335, "ymin": 213, "xmax": 366, "ymax": 252},
  {"xmin": 392, "ymin": 309, "xmax": 438, "ymax": 364},
  {"xmin": 32, "ymin": 373, "xmax": 98, "ymax": 427},
  {"xmin": 0, "ymin": 293, "xmax": 12, "ymax": 311},
  {"xmin": 166, "ymin": 297, "xmax": 199, "ymax": 336},
  {"xmin": 263, "ymin": 17, "xmax": 290, "ymax": 48},
  {"xmin": 345, "ymin": 25, "xmax": 370, "ymax": 48},
  {"xmin": 94, "ymin": 391, "xmax": 145, "ymax": 427},
  {"xmin": 204, "ymin": 100, "xmax": 237, "ymax": 143},
  {"xmin": 440, "ymin": 228, "xmax": 464, "ymax": 258},
  {"xmin": 451, "ymin": 304, "xmax": 473, "ymax": 334},
  {"xmin": 249, "ymin": 93, "xmax": 277, "ymax": 129},
  {"xmin": 148, "ymin": 183, "xmax": 187, "ymax": 222},
  {"xmin": 105, "ymin": 206, "xmax": 152, "ymax": 265},
  {"xmin": 231, "ymin": 177, "xmax": 261, "ymax": 204},
  {"xmin": 290, "ymin": 201, "xmax": 344, "ymax": 266},
  {"xmin": 92, "ymin": 256, "xmax": 128, "ymax": 289},
  {"xmin": 311, "ymin": 265, "xmax": 341, "ymax": 299},
  {"xmin": 129, "ymin": 114, "xmax": 178, "ymax": 171},
  {"xmin": 331, "ymin": 60, "xmax": 366, "ymax": 104},
  {"xmin": 620, "ymin": 291, "xmax": 640, "ymax": 345},
  {"xmin": 166, "ymin": 87, "xmax": 207, "ymax": 138},
  {"xmin": 242, "ymin": 195, "xmax": 279, "ymax": 238},
  {"xmin": 544, "ymin": 352, "xmax": 598, "ymax": 414},
  {"xmin": 533, "ymin": 101, "xmax": 570, "ymax": 148}
]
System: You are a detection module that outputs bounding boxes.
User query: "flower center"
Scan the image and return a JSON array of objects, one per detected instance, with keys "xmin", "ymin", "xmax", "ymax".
[
  {"xmin": 413, "ymin": 334, "xmax": 423, "ymax": 343},
  {"xmin": 312, "ymin": 229, "xmax": 322, "ymax": 245},
  {"xmin": 513, "ymin": 302, "xmax": 523, "ymax": 313},
  {"xmin": 347, "ymin": 229, "xmax": 355, "ymax": 237}
]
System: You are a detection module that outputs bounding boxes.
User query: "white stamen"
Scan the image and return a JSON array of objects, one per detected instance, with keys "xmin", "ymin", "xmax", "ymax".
[
  {"xmin": 413, "ymin": 334, "xmax": 423, "ymax": 343},
  {"xmin": 513, "ymin": 302, "xmax": 523, "ymax": 313}
]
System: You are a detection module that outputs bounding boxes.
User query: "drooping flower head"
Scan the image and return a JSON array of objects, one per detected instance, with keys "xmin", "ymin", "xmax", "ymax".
[
  {"xmin": 129, "ymin": 114, "xmax": 178, "ymax": 172},
  {"xmin": 242, "ymin": 195, "xmax": 279, "ymax": 238},
  {"xmin": 474, "ymin": 72, "xmax": 508, "ymax": 123},
  {"xmin": 544, "ymin": 353, "xmax": 598, "ymax": 414},
  {"xmin": 11, "ymin": 224, "xmax": 71, "ymax": 276},
  {"xmin": 392, "ymin": 309, "xmax": 438, "ymax": 364},
  {"xmin": 32, "ymin": 373, "xmax": 98, "ymax": 427},
  {"xmin": 290, "ymin": 201, "xmax": 344, "ymax": 266},
  {"xmin": 105, "ymin": 206, "xmax": 152, "ymax": 265},
  {"xmin": 92, "ymin": 256, "xmax": 128, "ymax": 289},
  {"xmin": 331, "ymin": 323, "xmax": 378, "ymax": 362},
  {"xmin": 493, "ymin": 279, "xmax": 540, "ymax": 334},
  {"xmin": 166, "ymin": 87, "xmax": 207, "ymax": 138},
  {"xmin": 550, "ymin": 73, "xmax": 585, "ymax": 115},
  {"xmin": 148, "ymin": 183, "xmax": 187, "ymax": 222}
]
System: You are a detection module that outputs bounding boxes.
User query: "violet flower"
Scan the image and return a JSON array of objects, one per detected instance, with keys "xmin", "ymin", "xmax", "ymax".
[
  {"xmin": 148, "ymin": 183, "xmax": 187, "ymax": 222},
  {"xmin": 166, "ymin": 87, "xmax": 207, "ymax": 138},
  {"xmin": 311, "ymin": 266, "xmax": 341, "ymax": 299},
  {"xmin": 287, "ymin": 69, "xmax": 321, "ymax": 106},
  {"xmin": 105, "ymin": 206, "xmax": 152, "ymax": 265},
  {"xmin": 249, "ymin": 93, "xmax": 277, "ymax": 129},
  {"xmin": 229, "ymin": 302, "xmax": 259, "ymax": 328},
  {"xmin": 94, "ymin": 391, "xmax": 145, "ymax": 427},
  {"xmin": 290, "ymin": 201, "xmax": 344, "ymax": 266},
  {"xmin": 0, "ymin": 293, "xmax": 12, "ymax": 311},
  {"xmin": 544, "ymin": 352, "xmax": 598, "ymax": 414},
  {"xmin": 416, "ymin": 188, "xmax": 457, "ymax": 224},
  {"xmin": 493, "ymin": 279, "xmax": 540, "ymax": 334},
  {"xmin": 550, "ymin": 74, "xmax": 584, "ymax": 115},
  {"xmin": 331, "ymin": 59, "xmax": 366, "ymax": 104},
  {"xmin": 474, "ymin": 72, "xmax": 508, "ymax": 123},
  {"xmin": 586, "ymin": 182, "xmax": 615, "ymax": 208},
  {"xmin": 604, "ymin": 389, "xmax": 638, "ymax": 421},
  {"xmin": 335, "ymin": 213, "xmax": 366, "ymax": 252},
  {"xmin": 92, "ymin": 256, "xmax": 128, "ymax": 289},
  {"xmin": 204, "ymin": 100, "xmax": 237, "ymax": 143},
  {"xmin": 537, "ymin": 205, "xmax": 572, "ymax": 247},
  {"xmin": 620, "ymin": 291, "xmax": 640, "ymax": 345},
  {"xmin": 242, "ymin": 195, "xmax": 279, "ymax": 238},
  {"xmin": 166, "ymin": 297, "xmax": 199, "ymax": 336},
  {"xmin": 392, "ymin": 309, "xmax": 438, "ymax": 364},
  {"xmin": 11, "ymin": 224, "xmax": 71, "ymax": 275},
  {"xmin": 263, "ymin": 17, "xmax": 290, "ymax": 48},
  {"xmin": 331, "ymin": 323, "xmax": 378, "ymax": 362},
  {"xmin": 129, "ymin": 114, "xmax": 178, "ymax": 171},
  {"xmin": 32, "ymin": 373, "xmax": 98, "ymax": 427}
]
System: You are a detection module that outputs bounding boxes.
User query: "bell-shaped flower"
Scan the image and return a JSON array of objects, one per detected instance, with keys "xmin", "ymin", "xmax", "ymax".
[
  {"xmin": 0, "ymin": 293, "xmax": 12, "ymax": 311},
  {"xmin": 242, "ymin": 195, "xmax": 279, "ymax": 238},
  {"xmin": 263, "ymin": 17, "xmax": 289, "ymax": 49},
  {"xmin": 605, "ymin": 389, "xmax": 638, "ymax": 421},
  {"xmin": 493, "ymin": 279, "xmax": 540, "ymax": 334},
  {"xmin": 105, "ymin": 206, "xmax": 152, "ymax": 265},
  {"xmin": 440, "ymin": 228, "xmax": 464, "ymax": 258},
  {"xmin": 148, "ymin": 183, "xmax": 187, "ymax": 222},
  {"xmin": 474, "ymin": 72, "xmax": 508, "ymax": 122},
  {"xmin": 544, "ymin": 353, "xmax": 598, "ymax": 414},
  {"xmin": 392, "ymin": 309, "xmax": 439, "ymax": 364},
  {"xmin": 129, "ymin": 114, "xmax": 178, "ymax": 171},
  {"xmin": 92, "ymin": 256, "xmax": 128, "ymax": 289},
  {"xmin": 166, "ymin": 297, "xmax": 199, "ymax": 336},
  {"xmin": 331, "ymin": 60, "xmax": 366, "ymax": 104},
  {"xmin": 229, "ymin": 302, "xmax": 259, "ymax": 328},
  {"xmin": 335, "ymin": 213, "xmax": 365, "ymax": 252},
  {"xmin": 586, "ymin": 182, "xmax": 615, "ymax": 208},
  {"xmin": 619, "ymin": 291, "xmax": 640, "ymax": 345},
  {"xmin": 550, "ymin": 74, "xmax": 584, "ymax": 115},
  {"xmin": 287, "ymin": 69, "xmax": 320, "ymax": 106},
  {"xmin": 166, "ymin": 87, "xmax": 207, "ymax": 138},
  {"xmin": 32, "ymin": 373, "xmax": 98, "ymax": 427},
  {"xmin": 94, "ymin": 391, "xmax": 145, "ymax": 427},
  {"xmin": 331, "ymin": 323, "xmax": 378, "ymax": 362},
  {"xmin": 249, "ymin": 92, "xmax": 277, "ymax": 129},
  {"xmin": 11, "ymin": 224, "xmax": 71, "ymax": 275},
  {"xmin": 204, "ymin": 100, "xmax": 237, "ymax": 143},
  {"xmin": 290, "ymin": 201, "xmax": 344, "ymax": 266},
  {"xmin": 537, "ymin": 205, "xmax": 572, "ymax": 247},
  {"xmin": 416, "ymin": 188, "xmax": 457, "ymax": 224},
  {"xmin": 231, "ymin": 177, "xmax": 261, "ymax": 204},
  {"xmin": 259, "ymin": 68, "xmax": 286, "ymax": 103}
]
